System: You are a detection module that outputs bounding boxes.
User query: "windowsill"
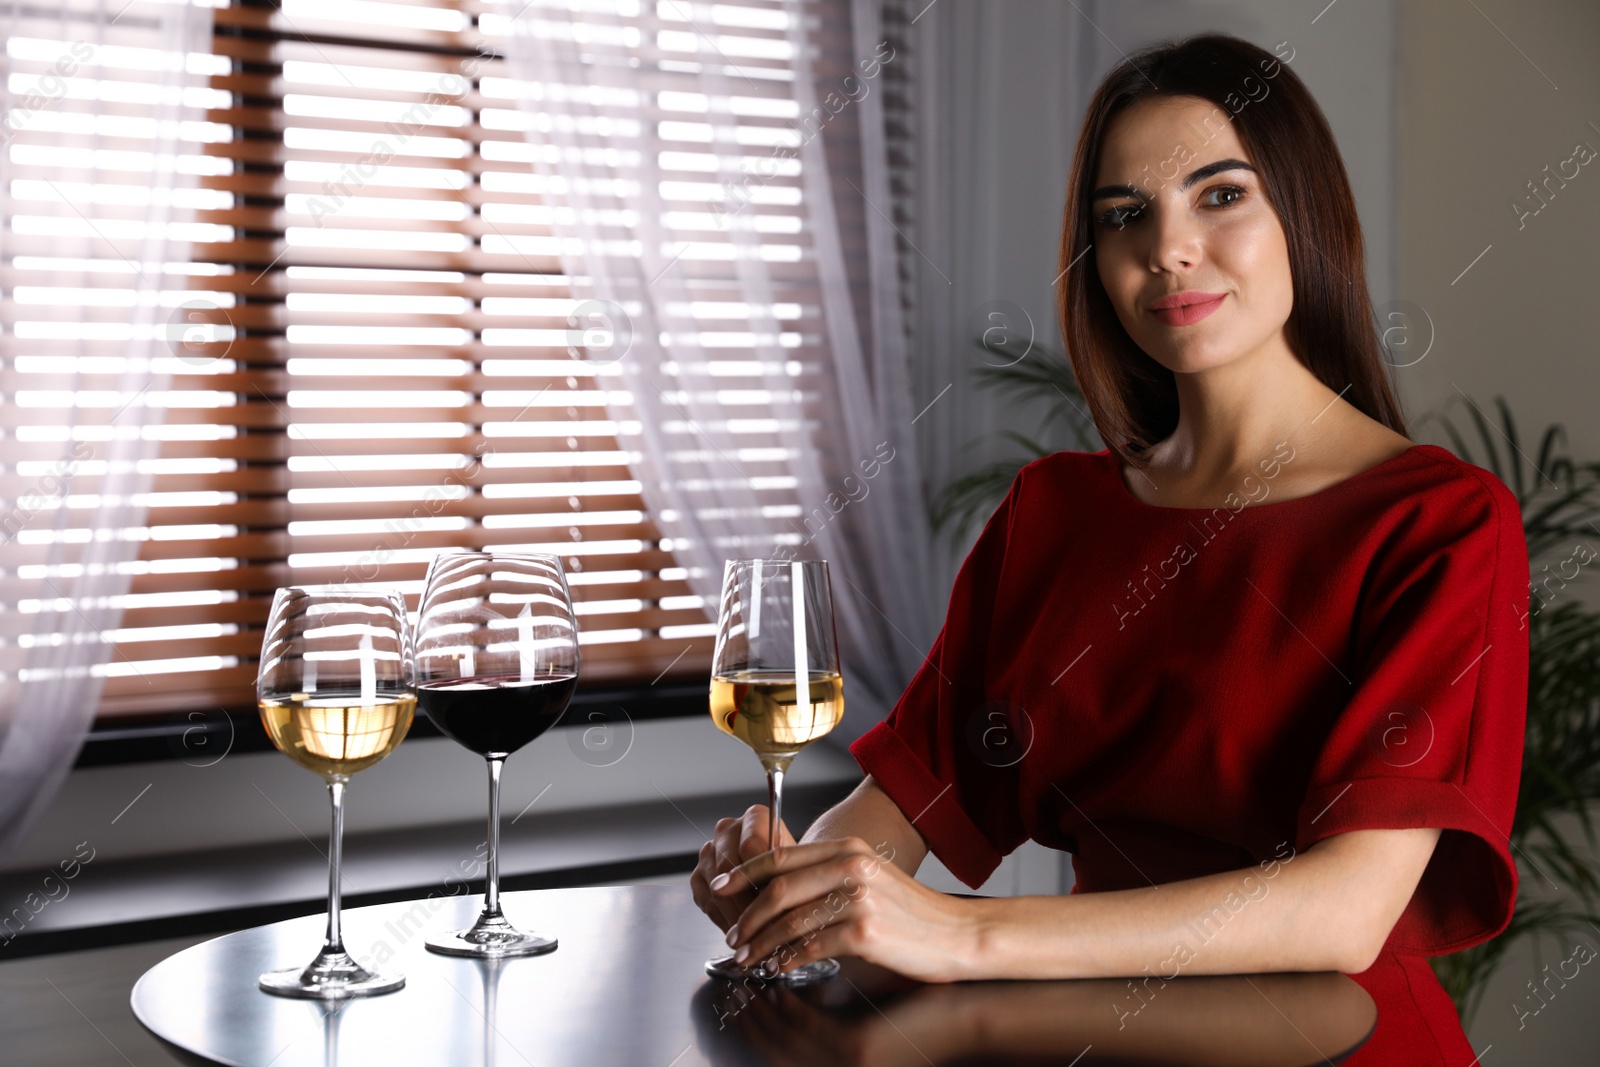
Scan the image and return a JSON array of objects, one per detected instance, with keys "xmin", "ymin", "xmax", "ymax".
[{"xmin": 75, "ymin": 678, "xmax": 710, "ymax": 768}]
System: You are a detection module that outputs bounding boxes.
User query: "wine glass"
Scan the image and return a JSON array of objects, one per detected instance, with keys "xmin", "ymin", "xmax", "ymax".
[
  {"xmin": 257, "ymin": 587, "xmax": 415, "ymax": 998},
  {"xmin": 415, "ymin": 550, "xmax": 579, "ymax": 957},
  {"xmin": 705, "ymin": 558, "xmax": 844, "ymax": 985}
]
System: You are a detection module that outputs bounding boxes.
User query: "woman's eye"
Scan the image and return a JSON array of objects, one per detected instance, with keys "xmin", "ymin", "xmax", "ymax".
[
  {"xmin": 1096, "ymin": 203, "xmax": 1143, "ymax": 228},
  {"xmin": 1204, "ymin": 184, "xmax": 1246, "ymax": 208}
]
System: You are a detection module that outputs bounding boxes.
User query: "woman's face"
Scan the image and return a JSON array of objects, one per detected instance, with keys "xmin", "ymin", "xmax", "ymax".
[{"xmin": 1090, "ymin": 95, "xmax": 1294, "ymax": 374}]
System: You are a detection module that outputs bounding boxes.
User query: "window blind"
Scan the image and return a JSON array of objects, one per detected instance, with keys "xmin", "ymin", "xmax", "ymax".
[{"xmin": 2, "ymin": 0, "xmax": 867, "ymax": 719}]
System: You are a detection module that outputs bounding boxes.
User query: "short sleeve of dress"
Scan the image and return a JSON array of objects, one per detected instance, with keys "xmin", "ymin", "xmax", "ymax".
[
  {"xmin": 848, "ymin": 464, "xmax": 1032, "ymax": 890},
  {"xmin": 1294, "ymin": 465, "xmax": 1530, "ymax": 956}
]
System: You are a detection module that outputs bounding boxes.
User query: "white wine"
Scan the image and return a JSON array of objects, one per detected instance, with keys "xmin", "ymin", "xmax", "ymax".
[
  {"xmin": 260, "ymin": 692, "xmax": 416, "ymax": 778},
  {"xmin": 709, "ymin": 669, "xmax": 844, "ymax": 762}
]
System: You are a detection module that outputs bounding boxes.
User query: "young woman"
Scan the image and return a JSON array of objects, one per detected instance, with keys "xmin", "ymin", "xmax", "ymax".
[{"xmin": 691, "ymin": 33, "xmax": 1528, "ymax": 1065}]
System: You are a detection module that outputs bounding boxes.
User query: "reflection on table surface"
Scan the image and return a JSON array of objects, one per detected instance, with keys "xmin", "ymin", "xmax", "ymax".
[
  {"xmin": 693, "ymin": 960, "xmax": 1375, "ymax": 1067},
  {"xmin": 131, "ymin": 886, "xmax": 1373, "ymax": 1067}
]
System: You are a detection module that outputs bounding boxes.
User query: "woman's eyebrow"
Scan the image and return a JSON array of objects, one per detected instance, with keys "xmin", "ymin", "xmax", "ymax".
[
  {"xmin": 1180, "ymin": 158, "xmax": 1258, "ymax": 189},
  {"xmin": 1090, "ymin": 158, "xmax": 1260, "ymax": 201}
]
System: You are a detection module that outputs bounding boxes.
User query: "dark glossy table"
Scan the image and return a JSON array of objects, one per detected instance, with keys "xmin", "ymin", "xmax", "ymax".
[{"xmin": 133, "ymin": 885, "xmax": 1376, "ymax": 1066}]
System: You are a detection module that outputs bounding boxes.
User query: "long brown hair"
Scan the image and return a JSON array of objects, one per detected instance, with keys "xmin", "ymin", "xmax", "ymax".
[{"xmin": 1057, "ymin": 33, "xmax": 1407, "ymax": 470}]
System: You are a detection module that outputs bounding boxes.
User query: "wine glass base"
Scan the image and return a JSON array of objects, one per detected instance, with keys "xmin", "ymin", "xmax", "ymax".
[
  {"xmin": 426, "ymin": 928, "xmax": 558, "ymax": 959},
  {"xmin": 705, "ymin": 952, "xmax": 840, "ymax": 985},
  {"xmin": 258, "ymin": 958, "xmax": 404, "ymax": 1000}
]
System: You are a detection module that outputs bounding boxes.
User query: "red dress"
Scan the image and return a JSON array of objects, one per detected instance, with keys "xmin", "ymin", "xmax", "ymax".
[{"xmin": 850, "ymin": 443, "xmax": 1529, "ymax": 1064}]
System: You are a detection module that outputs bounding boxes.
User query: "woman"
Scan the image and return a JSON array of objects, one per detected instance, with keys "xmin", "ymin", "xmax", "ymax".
[{"xmin": 691, "ymin": 33, "xmax": 1528, "ymax": 1065}]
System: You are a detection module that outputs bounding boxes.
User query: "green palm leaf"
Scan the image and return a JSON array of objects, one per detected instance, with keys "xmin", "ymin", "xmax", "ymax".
[{"xmin": 926, "ymin": 337, "xmax": 1099, "ymax": 543}]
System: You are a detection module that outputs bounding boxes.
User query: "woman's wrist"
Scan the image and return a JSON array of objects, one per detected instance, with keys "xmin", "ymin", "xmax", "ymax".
[
  {"xmin": 956, "ymin": 893, "xmax": 1091, "ymax": 982},
  {"xmin": 954, "ymin": 893, "xmax": 1003, "ymax": 981}
]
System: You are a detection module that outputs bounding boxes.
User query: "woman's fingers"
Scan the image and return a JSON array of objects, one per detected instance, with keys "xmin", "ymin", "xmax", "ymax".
[
  {"xmin": 712, "ymin": 837, "xmax": 880, "ymax": 897},
  {"xmin": 692, "ymin": 804, "xmax": 807, "ymax": 932},
  {"xmin": 739, "ymin": 899, "xmax": 868, "ymax": 977},
  {"xmin": 725, "ymin": 852, "xmax": 873, "ymax": 951},
  {"xmin": 692, "ymin": 838, "xmax": 749, "ymax": 930},
  {"xmin": 693, "ymin": 817, "xmax": 760, "ymax": 930},
  {"xmin": 737, "ymin": 803, "xmax": 795, "ymax": 861},
  {"xmin": 690, "ymin": 839, "xmax": 728, "ymax": 928}
]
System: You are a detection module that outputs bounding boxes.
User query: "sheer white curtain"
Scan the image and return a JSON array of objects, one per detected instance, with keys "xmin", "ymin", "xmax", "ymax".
[
  {"xmin": 901, "ymin": 0, "xmax": 1105, "ymax": 592},
  {"xmin": 501, "ymin": 0, "xmax": 939, "ymax": 744},
  {"xmin": 0, "ymin": 0, "xmax": 212, "ymax": 858}
]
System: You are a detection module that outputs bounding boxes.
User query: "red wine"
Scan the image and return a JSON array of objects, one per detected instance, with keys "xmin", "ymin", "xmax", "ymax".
[{"xmin": 418, "ymin": 672, "xmax": 578, "ymax": 757}]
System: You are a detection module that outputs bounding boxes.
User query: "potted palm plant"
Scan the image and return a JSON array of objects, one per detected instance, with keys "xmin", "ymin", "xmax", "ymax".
[{"xmin": 929, "ymin": 337, "xmax": 1600, "ymax": 1026}]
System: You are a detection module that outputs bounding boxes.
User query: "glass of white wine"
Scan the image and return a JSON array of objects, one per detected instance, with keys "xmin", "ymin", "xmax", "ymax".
[
  {"xmin": 257, "ymin": 587, "xmax": 416, "ymax": 998},
  {"xmin": 705, "ymin": 558, "xmax": 845, "ymax": 985}
]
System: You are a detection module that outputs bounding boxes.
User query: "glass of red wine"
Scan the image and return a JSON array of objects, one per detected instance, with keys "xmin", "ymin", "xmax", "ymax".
[{"xmin": 415, "ymin": 550, "xmax": 579, "ymax": 957}]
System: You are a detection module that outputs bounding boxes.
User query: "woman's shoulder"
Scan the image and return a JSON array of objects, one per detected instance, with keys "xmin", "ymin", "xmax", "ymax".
[
  {"xmin": 1339, "ymin": 446, "xmax": 1527, "ymax": 611},
  {"xmin": 1011, "ymin": 448, "xmax": 1114, "ymax": 493},
  {"xmin": 1378, "ymin": 443, "xmax": 1521, "ymax": 530}
]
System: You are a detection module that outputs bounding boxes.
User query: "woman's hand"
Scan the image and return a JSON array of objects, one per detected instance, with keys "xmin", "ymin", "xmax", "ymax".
[
  {"xmin": 691, "ymin": 804, "xmax": 797, "ymax": 932},
  {"xmin": 711, "ymin": 836, "xmax": 982, "ymax": 984}
]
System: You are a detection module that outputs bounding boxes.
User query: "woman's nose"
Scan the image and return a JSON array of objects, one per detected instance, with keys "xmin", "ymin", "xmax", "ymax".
[{"xmin": 1146, "ymin": 205, "xmax": 1203, "ymax": 273}]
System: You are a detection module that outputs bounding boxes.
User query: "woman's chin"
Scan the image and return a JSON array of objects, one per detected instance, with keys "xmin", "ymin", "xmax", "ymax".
[{"xmin": 1138, "ymin": 340, "xmax": 1243, "ymax": 375}]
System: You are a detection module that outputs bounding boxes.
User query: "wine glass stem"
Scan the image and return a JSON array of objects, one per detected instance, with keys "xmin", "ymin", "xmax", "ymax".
[
  {"xmin": 324, "ymin": 776, "xmax": 349, "ymax": 955},
  {"xmin": 483, "ymin": 756, "xmax": 504, "ymax": 920},
  {"xmin": 765, "ymin": 760, "xmax": 787, "ymax": 855}
]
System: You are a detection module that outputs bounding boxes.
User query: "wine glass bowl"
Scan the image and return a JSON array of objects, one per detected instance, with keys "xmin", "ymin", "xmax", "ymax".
[
  {"xmin": 705, "ymin": 558, "xmax": 844, "ymax": 985},
  {"xmin": 415, "ymin": 551, "xmax": 579, "ymax": 958},
  {"xmin": 256, "ymin": 587, "xmax": 415, "ymax": 998},
  {"xmin": 708, "ymin": 670, "xmax": 845, "ymax": 765}
]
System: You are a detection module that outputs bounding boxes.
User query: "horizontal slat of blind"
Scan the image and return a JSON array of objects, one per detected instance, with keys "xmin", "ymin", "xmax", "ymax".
[
  {"xmin": 100, "ymin": 633, "xmax": 711, "ymax": 714},
  {"xmin": 1, "ymin": 603, "xmax": 709, "ymax": 669},
  {"xmin": 0, "ymin": 574, "xmax": 701, "ymax": 636},
  {"xmin": 0, "ymin": 554, "xmax": 687, "ymax": 602},
  {"xmin": 1, "ymin": 165, "xmax": 803, "ymax": 202}
]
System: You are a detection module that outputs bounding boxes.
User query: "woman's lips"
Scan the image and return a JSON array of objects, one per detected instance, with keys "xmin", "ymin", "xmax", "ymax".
[{"xmin": 1150, "ymin": 294, "xmax": 1225, "ymax": 327}]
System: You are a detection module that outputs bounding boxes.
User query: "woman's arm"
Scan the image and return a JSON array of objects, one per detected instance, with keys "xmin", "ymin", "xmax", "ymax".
[
  {"xmin": 968, "ymin": 826, "xmax": 1441, "ymax": 978},
  {"xmin": 800, "ymin": 775, "xmax": 929, "ymax": 876},
  {"xmin": 714, "ymin": 825, "xmax": 1441, "ymax": 981}
]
